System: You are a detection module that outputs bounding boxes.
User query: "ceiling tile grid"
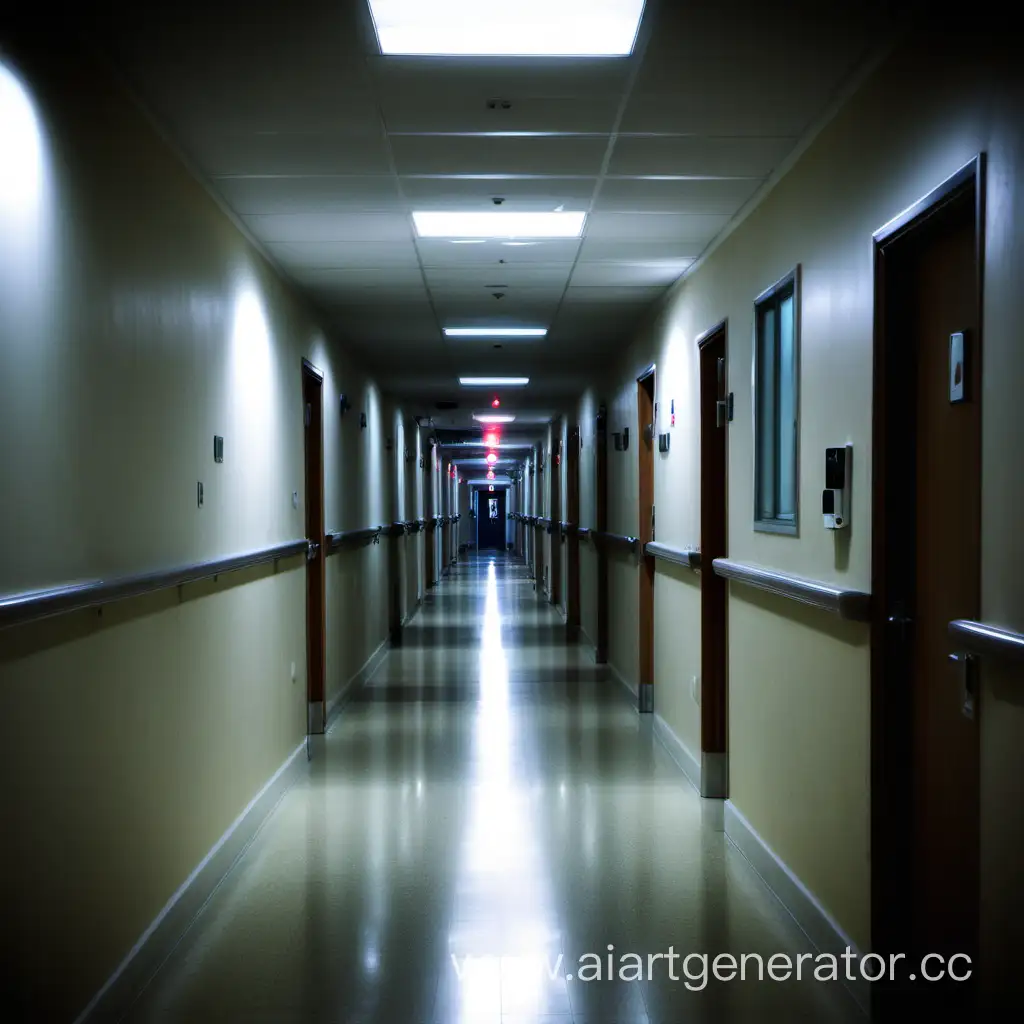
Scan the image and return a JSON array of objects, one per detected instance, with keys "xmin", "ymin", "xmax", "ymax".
[{"xmin": 96, "ymin": 0, "xmax": 888, "ymax": 432}]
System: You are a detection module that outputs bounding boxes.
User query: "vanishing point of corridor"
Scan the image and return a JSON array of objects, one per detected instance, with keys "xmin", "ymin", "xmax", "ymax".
[{"xmin": 122, "ymin": 555, "xmax": 859, "ymax": 1024}]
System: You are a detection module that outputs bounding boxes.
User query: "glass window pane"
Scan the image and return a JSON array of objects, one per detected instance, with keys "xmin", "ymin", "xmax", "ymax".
[
  {"xmin": 757, "ymin": 306, "xmax": 776, "ymax": 520},
  {"xmin": 776, "ymin": 293, "xmax": 796, "ymax": 519}
]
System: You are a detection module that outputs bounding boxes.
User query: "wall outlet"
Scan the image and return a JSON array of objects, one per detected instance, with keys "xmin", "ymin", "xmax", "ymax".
[
  {"xmin": 197, "ymin": 481, "xmax": 204, "ymax": 508},
  {"xmin": 691, "ymin": 675, "xmax": 701, "ymax": 705}
]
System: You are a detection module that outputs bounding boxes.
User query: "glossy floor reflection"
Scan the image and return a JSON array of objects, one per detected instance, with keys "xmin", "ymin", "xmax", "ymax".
[{"xmin": 125, "ymin": 554, "xmax": 864, "ymax": 1023}]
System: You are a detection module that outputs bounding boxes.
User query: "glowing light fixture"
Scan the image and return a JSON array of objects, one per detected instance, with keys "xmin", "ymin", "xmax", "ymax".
[
  {"xmin": 486, "ymin": 452, "xmax": 499, "ymax": 466},
  {"xmin": 483, "ymin": 431, "xmax": 500, "ymax": 447},
  {"xmin": 491, "ymin": 398, "xmax": 501, "ymax": 408},
  {"xmin": 473, "ymin": 413, "xmax": 515, "ymax": 424},
  {"xmin": 460, "ymin": 377, "xmax": 529, "ymax": 387},
  {"xmin": 444, "ymin": 327, "xmax": 547, "ymax": 338},
  {"xmin": 413, "ymin": 211, "xmax": 585, "ymax": 239},
  {"xmin": 487, "ymin": 470, "xmax": 496, "ymax": 480},
  {"xmin": 367, "ymin": 0, "xmax": 646, "ymax": 56}
]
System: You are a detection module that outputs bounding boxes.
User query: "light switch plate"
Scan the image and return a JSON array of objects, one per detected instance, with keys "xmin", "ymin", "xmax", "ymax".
[
  {"xmin": 213, "ymin": 435, "xmax": 224, "ymax": 463},
  {"xmin": 292, "ymin": 491, "xmax": 299, "ymax": 509},
  {"xmin": 197, "ymin": 481, "xmax": 204, "ymax": 508}
]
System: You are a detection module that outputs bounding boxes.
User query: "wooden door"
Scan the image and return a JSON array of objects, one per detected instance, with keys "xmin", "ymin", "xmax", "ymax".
[
  {"xmin": 698, "ymin": 324, "xmax": 729, "ymax": 797},
  {"xmin": 566, "ymin": 423, "xmax": 581, "ymax": 640},
  {"xmin": 302, "ymin": 360, "xmax": 326, "ymax": 735},
  {"xmin": 872, "ymin": 158, "xmax": 983, "ymax": 1014},
  {"xmin": 637, "ymin": 370, "xmax": 655, "ymax": 712}
]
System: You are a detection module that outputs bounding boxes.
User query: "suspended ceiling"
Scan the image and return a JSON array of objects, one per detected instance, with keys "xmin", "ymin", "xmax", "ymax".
[{"xmin": 91, "ymin": 0, "xmax": 891, "ymax": 436}]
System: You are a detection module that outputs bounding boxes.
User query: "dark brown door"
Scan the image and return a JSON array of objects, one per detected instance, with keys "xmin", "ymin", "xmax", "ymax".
[
  {"xmin": 566, "ymin": 423, "xmax": 581, "ymax": 641},
  {"xmin": 302, "ymin": 360, "xmax": 326, "ymax": 735},
  {"xmin": 698, "ymin": 324, "xmax": 729, "ymax": 798},
  {"xmin": 637, "ymin": 370, "xmax": 655, "ymax": 712},
  {"xmin": 425, "ymin": 450, "xmax": 435, "ymax": 589},
  {"xmin": 550, "ymin": 433, "xmax": 561, "ymax": 605},
  {"xmin": 872, "ymin": 160, "xmax": 982, "ymax": 1014},
  {"xmin": 596, "ymin": 403, "xmax": 608, "ymax": 663}
]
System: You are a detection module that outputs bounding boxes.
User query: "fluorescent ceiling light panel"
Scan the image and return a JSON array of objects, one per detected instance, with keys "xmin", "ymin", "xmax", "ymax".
[
  {"xmin": 444, "ymin": 328, "xmax": 547, "ymax": 338},
  {"xmin": 413, "ymin": 211, "xmax": 585, "ymax": 239},
  {"xmin": 368, "ymin": 0, "xmax": 645, "ymax": 56},
  {"xmin": 473, "ymin": 414, "xmax": 516, "ymax": 423},
  {"xmin": 459, "ymin": 377, "xmax": 530, "ymax": 386}
]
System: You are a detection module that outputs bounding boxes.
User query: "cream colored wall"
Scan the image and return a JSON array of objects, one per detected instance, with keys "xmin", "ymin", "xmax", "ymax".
[
  {"xmin": 586, "ymin": 32, "xmax": 1024, "ymax": 962},
  {"xmin": 0, "ymin": 39, "xmax": 404, "ymax": 1020}
]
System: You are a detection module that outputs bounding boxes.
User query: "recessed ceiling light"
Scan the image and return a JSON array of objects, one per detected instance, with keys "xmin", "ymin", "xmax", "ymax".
[
  {"xmin": 473, "ymin": 413, "xmax": 516, "ymax": 423},
  {"xmin": 445, "ymin": 327, "xmax": 547, "ymax": 338},
  {"xmin": 413, "ymin": 211, "xmax": 585, "ymax": 239},
  {"xmin": 460, "ymin": 377, "xmax": 530, "ymax": 387},
  {"xmin": 450, "ymin": 239, "xmax": 487, "ymax": 244},
  {"xmin": 368, "ymin": 0, "xmax": 645, "ymax": 56}
]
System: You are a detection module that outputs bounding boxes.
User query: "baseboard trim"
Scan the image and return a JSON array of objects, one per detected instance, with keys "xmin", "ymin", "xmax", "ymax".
[
  {"xmin": 326, "ymin": 636, "xmax": 389, "ymax": 726},
  {"xmin": 608, "ymin": 659, "xmax": 637, "ymax": 700},
  {"xmin": 78, "ymin": 634, "xmax": 394, "ymax": 1024},
  {"xmin": 652, "ymin": 713, "xmax": 702, "ymax": 795},
  {"xmin": 723, "ymin": 801, "xmax": 869, "ymax": 1016},
  {"xmin": 75, "ymin": 735, "xmax": 308, "ymax": 1024}
]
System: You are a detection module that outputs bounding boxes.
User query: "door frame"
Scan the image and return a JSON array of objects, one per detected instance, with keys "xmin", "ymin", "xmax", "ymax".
[
  {"xmin": 697, "ymin": 320, "xmax": 730, "ymax": 797},
  {"xmin": 301, "ymin": 358, "xmax": 326, "ymax": 737},
  {"xmin": 549, "ymin": 428, "xmax": 562, "ymax": 606},
  {"xmin": 596, "ymin": 403, "xmax": 608, "ymax": 663},
  {"xmin": 637, "ymin": 364, "xmax": 656, "ymax": 713},
  {"xmin": 869, "ymin": 154, "xmax": 986, "ymax": 966},
  {"xmin": 566, "ymin": 421, "xmax": 581, "ymax": 641}
]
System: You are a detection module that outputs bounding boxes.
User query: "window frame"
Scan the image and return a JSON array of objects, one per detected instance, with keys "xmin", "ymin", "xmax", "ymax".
[{"xmin": 752, "ymin": 266, "xmax": 801, "ymax": 536}]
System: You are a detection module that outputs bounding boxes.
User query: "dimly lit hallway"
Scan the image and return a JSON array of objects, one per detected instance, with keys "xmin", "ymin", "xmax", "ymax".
[{"xmin": 119, "ymin": 554, "xmax": 860, "ymax": 1024}]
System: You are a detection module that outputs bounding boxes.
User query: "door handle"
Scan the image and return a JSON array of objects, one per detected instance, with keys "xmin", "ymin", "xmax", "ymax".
[{"xmin": 306, "ymin": 540, "xmax": 321, "ymax": 562}]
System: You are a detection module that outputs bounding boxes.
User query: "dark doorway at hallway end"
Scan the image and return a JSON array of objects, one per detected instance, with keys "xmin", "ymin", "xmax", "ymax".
[{"xmin": 477, "ymin": 488, "xmax": 506, "ymax": 551}]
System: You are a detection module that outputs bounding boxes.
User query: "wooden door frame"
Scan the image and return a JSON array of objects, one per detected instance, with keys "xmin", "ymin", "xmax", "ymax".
[
  {"xmin": 637, "ymin": 364, "xmax": 656, "ymax": 713},
  {"xmin": 566, "ymin": 421, "xmax": 581, "ymax": 641},
  {"xmin": 596, "ymin": 403, "xmax": 609, "ymax": 663},
  {"xmin": 870, "ymin": 154, "xmax": 985, "ymax": 970},
  {"xmin": 697, "ymin": 321, "xmax": 730, "ymax": 797},
  {"xmin": 425, "ymin": 442, "xmax": 435, "ymax": 589},
  {"xmin": 549, "ymin": 427, "xmax": 562, "ymax": 606},
  {"xmin": 301, "ymin": 358, "xmax": 326, "ymax": 736}
]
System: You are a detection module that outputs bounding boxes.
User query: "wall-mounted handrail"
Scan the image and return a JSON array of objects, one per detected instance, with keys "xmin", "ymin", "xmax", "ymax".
[
  {"xmin": 712, "ymin": 557, "xmax": 871, "ymax": 622},
  {"xmin": 327, "ymin": 526, "xmax": 382, "ymax": 553},
  {"xmin": 949, "ymin": 619, "xmax": 1024, "ymax": 663},
  {"xmin": 594, "ymin": 531, "xmax": 639, "ymax": 555},
  {"xmin": 0, "ymin": 539, "xmax": 308, "ymax": 630},
  {"xmin": 576, "ymin": 526, "xmax": 593, "ymax": 540},
  {"xmin": 646, "ymin": 541, "xmax": 701, "ymax": 572}
]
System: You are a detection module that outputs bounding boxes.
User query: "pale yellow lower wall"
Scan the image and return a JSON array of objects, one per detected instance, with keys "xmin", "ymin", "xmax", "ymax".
[
  {"xmin": 0, "ymin": 564, "xmax": 308, "ymax": 1022},
  {"xmin": 325, "ymin": 544, "xmax": 389, "ymax": 705},
  {"xmin": 607, "ymin": 554, "xmax": 639, "ymax": 691},
  {"xmin": 579, "ymin": 544, "xmax": 598, "ymax": 648},
  {"xmin": 980, "ymin": 662, "xmax": 1024, "ymax": 1004},
  {"xmin": 727, "ymin": 587, "xmax": 871, "ymax": 950},
  {"xmin": 653, "ymin": 566, "xmax": 702, "ymax": 761}
]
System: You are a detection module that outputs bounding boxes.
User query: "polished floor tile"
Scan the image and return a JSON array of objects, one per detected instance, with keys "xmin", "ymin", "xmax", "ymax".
[{"xmin": 123, "ymin": 554, "xmax": 863, "ymax": 1023}]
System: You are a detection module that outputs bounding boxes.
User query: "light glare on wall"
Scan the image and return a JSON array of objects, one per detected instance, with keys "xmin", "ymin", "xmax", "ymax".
[
  {"xmin": 368, "ymin": 0, "xmax": 645, "ymax": 56},
  {"xmin": 414, "ymin": 211, "xmax": 585, "ymax": 239}
]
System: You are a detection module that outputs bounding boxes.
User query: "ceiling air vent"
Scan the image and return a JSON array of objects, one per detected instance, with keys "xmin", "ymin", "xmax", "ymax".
[{"xmin": 486, "ymin": 99, "xmax": 512, "ymax": 110}]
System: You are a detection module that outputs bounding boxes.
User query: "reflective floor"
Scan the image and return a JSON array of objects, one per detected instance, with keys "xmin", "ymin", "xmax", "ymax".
[{"xmin": 125, "ymin": 554, "xmax": 863, "ymax": 1023}]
